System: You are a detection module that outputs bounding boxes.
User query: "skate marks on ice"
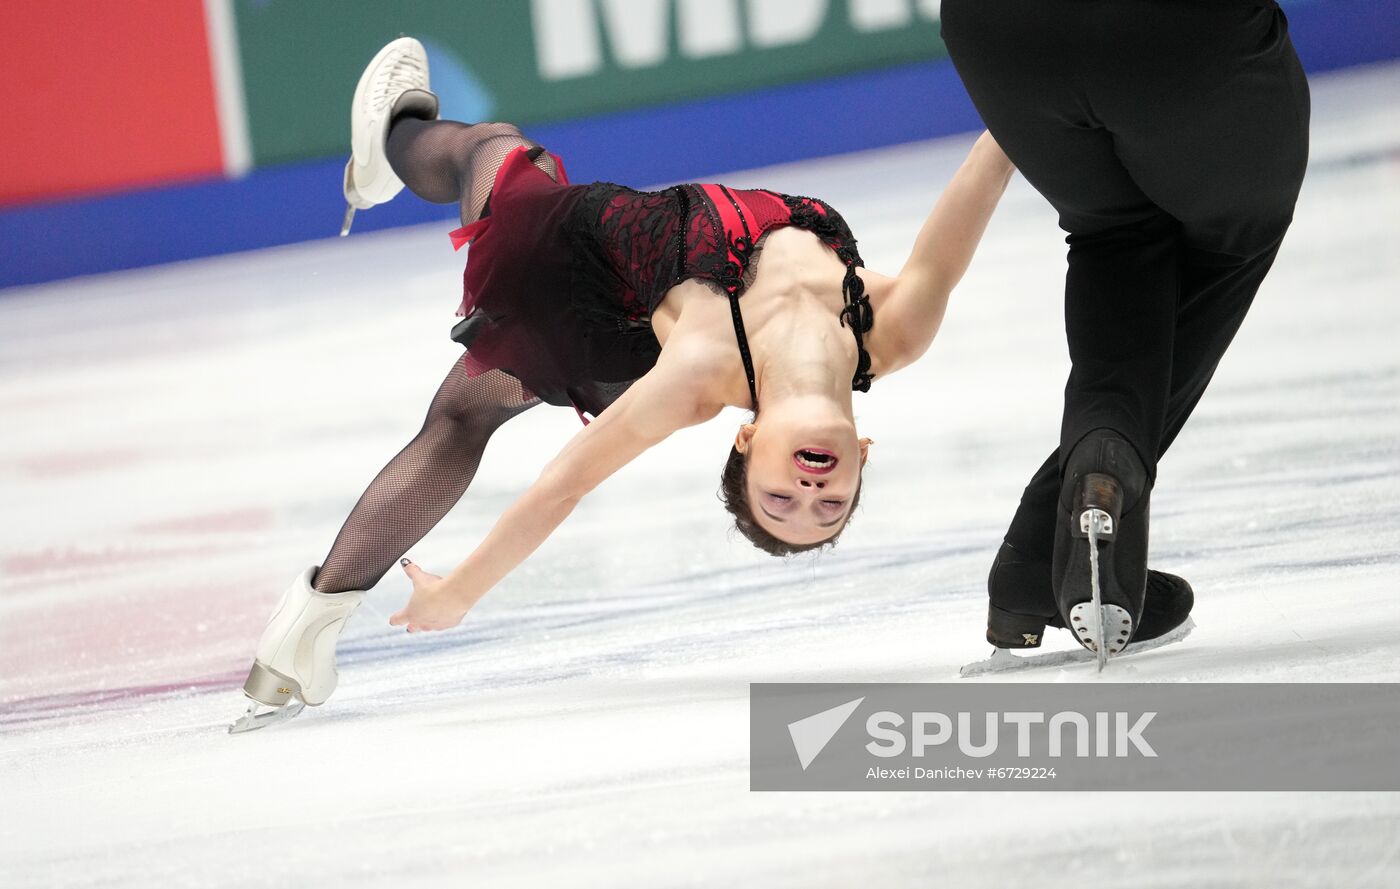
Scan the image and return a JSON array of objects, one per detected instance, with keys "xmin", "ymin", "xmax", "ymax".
[
  {"xmin": 959, "ymin": 617, "xmax": 1197, "ymax": 678},
  {"xmin": 0, "ymin": 534, "xmax": 985, "ymax": 733}
]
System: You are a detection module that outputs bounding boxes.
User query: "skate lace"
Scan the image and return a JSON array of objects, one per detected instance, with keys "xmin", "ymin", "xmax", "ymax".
[{"xmin": 370, "ymin": 55, "xmax": 426, "ymax": 108}]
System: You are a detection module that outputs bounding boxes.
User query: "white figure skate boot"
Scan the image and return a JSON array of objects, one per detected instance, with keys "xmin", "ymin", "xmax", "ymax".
[
  {"xmin": 340, "ymin": 36, "xmax": 439, "ymax": 236},
  {"xmin": 229, "ymin": 567, "xmax": 366, "ymax": 734}
]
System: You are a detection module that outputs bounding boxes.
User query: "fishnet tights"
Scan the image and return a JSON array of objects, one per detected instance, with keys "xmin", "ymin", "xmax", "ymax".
[
  {"xmin": 314, "ymin": 362, "xmax": 541, "ymax": 593},
  {"xmin": 384, "ymin": 117, "xmax": 559, "ymax": 226},
  {"xmin": 313, "ymin": 117, "xmax": 560, "ymax": 593}
]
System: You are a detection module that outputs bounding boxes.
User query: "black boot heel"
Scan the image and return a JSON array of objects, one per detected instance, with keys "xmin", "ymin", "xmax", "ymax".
[
  {"xmin": 986, "ymin": 604, "xmax": 1050, "ymax": 649},
  {"xmin": 1074, "ymin": 472, "xmax": 1122, "ymax": 541}
]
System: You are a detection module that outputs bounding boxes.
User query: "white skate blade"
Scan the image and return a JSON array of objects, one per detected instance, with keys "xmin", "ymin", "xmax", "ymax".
[
  {"xmin": 958, "ymin": 617, "xmax": 1196, "ymax": 678},
  {"xmin": 341, "ymin": 158, "xmax": 368, "ymax": 235},
  {"xmin": 228, "ymin": 699, "xmax": 307, "ymax": 735}
]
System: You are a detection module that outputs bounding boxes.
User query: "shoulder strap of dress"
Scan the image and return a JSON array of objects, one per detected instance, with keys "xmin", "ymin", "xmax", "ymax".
[
  {"xmin": 699, "ymin": 184, "xmax": 761, "ymax": 412},
  {"xmin": 726, "ymin": 291, "xmax": 760, "ymax": 411},
  {"xmin": 839, "ymin": 265, "xmax": 874, "ymax": 393}
]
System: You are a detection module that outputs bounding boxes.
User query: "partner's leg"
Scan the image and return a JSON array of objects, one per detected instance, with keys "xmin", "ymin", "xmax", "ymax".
[
  {"xmin": 981, "ymin": 0, "xmax": 1309, "ymax": 547},
  {"xmin": 989, "ymin": 236, "xmax": 1293, "ymax": 641},
  {"xmin": 943, "ymin": 0, "xmax": 1182, "ymax": 472},
  {"xmin": 385, "ymin": 118, "xmax": 560, "ymax": 226},
  {"xmin": 947, "ymin": 0, "xmax": 1307, "ymax": 478},
  {"xmin": 946, "ymin": 0, "xmax": 1308, "ymax": 646},
  {"xmin": 313, "ymin": 360, "xmax": 541, "ymax": 593},
  {"xmin": 1000, "ymin": 231, "xmax": 1294, "ymax": 576},
  {"xmin": 944, "ymin": 0, "xmax": 1175, "ymax": 646}
]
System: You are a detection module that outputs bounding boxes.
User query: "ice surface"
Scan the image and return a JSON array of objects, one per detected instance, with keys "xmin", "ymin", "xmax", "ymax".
[{"xmin": 2, "ymin": 62, "xmax": 1399, "ymax": 888}]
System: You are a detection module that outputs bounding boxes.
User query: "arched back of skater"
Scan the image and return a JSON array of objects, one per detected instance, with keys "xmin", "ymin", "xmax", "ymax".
[
  {"xmin": 233, "ymin": 36, "xmax": 1016, "ymax": 731},
  {"xmin": 369, "ymin": 100, "xmax": 1009, "ymax": 633},
  {"xmin": 328, "ymin": 38, "xmax": 1010, "ymax": 628}
]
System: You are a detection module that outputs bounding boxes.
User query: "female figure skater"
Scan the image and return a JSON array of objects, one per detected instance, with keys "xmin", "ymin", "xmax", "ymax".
[{"xmin": 232, "ymin": 38, "xmax": 1014, "ymax": 731}]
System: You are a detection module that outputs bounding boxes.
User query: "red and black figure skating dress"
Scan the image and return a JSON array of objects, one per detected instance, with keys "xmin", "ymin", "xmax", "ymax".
[{"xmin": 448, "ymin": 146, "xmax": 874, "ymax": 421}]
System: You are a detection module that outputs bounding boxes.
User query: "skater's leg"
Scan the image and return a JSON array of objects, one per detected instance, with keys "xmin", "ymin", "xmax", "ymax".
[
  {"xmin": 945, "ymin": 0, "xmax": 1307, "ymax": 652},
  {"xmin": 1105, "ymin": 1, "xmax": 1309, "ymax": 455},
  {"xmin": 313, "ymin": 360, "xmax": 541, "ymax": 594},
  {"xmin": 989, "ymin": 0, "xmax": 1309, "ymax": 545},
  {"xmin": 944, "ymin": 0, "xmax": 1172, "ymax": 650},
  {"xmin": 988, "ymin": 236, "xmax": 1289, "ymax": 644},
  {"xmin": 343, "ymin": 36, "xmax": 559, "ymax": 232},
  {"xmin": 385, "ymin": 118, "xmax": 560, "ymax": 225},
  {"xmin": 1002, "ymin": 236, "xmax": 1293, "ymax": 560},
  {"xmin": 945, "ymin": 0, "xmax": 1308, "ymax": 468},
  {"xmin": 943, "ymin": 1, "xmax": 1182, "ymax": 473}
]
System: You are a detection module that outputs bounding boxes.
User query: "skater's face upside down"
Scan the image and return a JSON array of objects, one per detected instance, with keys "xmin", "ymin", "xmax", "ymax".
[{"xmin": 720, "ymin": 409, "xmax": 871, "ymax": 555}]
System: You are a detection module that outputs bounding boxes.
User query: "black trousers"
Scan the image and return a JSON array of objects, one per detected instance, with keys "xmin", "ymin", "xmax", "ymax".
[{"xmin": 940, "ymin": 0, "xmax": 1310, "ymax": 599}]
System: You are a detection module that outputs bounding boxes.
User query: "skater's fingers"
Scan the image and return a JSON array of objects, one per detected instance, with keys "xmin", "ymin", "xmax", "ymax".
[
  {"xmin": 389, "ymin": 610, "xmax": 406, "ymax": 626},
  {"xmin": 400, "ymin": 558, "xmax": 441, "ymax": 587}
]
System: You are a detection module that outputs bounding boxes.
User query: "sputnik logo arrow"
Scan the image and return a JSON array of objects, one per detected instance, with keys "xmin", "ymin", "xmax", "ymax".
[{"xmin": 787, "ymin": 697, "xmax": 864, "ymax": 770}]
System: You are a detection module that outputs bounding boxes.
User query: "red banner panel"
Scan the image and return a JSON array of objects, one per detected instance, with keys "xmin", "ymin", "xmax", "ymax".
[{"xmin": 1, "ymin": 1, "xmax": 224, "ymax": 206}]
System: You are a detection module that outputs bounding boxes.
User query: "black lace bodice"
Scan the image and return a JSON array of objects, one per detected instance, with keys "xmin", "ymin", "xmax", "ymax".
[
  {"xmin": 449, "ymin": 146, "xmax": 873, "ymax": 422},
  {"xmin": 567, "ymin": 181, "xmax": 874, "ymax": 406}
]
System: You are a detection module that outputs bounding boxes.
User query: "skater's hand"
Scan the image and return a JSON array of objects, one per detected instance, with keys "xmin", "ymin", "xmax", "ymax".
[{"xmin": 389, "ymin": 559, "xmax": 472, "ymax": 633}]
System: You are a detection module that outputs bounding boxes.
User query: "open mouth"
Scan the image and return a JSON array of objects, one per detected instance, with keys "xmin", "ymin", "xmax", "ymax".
[{"xmin": 793, "ymin": 448, "xmax": 838, "ymax": 475}]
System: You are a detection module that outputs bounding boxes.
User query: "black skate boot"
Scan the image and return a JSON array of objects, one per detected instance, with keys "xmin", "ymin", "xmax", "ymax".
[
  {"xmin": 1053, "ymin": 428, "xmax": 1150, "ymax": 668},
  {"xmin": 1137, "ymin": 570, "xmax": 1194, "ymax": 642},
  {"xmin": 985, "ymin": 541, "xmax": 1063, "ymax": 649},
  {"xmin": 986, "ymin": 541, "xmax": 1192, "ymax": 648}
]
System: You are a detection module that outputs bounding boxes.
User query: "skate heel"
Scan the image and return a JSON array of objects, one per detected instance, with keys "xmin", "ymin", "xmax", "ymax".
[
  {"xmin": 1073, "ymin": 472, "xmax": 1122, "ymax": 540},
  {"xmin": 242, "ymin": 661, "xmax": 301, "ymax": 707},
  {"xmin": 986, "ymin": 605, "xmax": 1050, "ymax": 649},
  {"xmin": 1062, "ymin": 470, "xmax": 1133, "ymax": 670},
  {"xmin": 231, "ymin": 663, "xmax": 310, "ymax": 734}
]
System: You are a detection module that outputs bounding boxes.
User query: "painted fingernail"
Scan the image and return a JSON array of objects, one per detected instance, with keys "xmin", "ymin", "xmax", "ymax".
[{"xmin": 400, "ymin": 557, "xmax": 410, "ymax": 565}]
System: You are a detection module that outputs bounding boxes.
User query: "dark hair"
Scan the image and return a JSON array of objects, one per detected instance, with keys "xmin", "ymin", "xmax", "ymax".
[{"xmin": 718, "ymin": 445, "xmax": 864, "ymax": 557}]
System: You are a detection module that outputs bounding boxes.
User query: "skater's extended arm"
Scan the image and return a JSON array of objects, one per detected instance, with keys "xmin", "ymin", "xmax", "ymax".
[
  {"xmin": 866, "ymin": 131, "xmax": 1015, "ymax": 375},
  {"xmin": 390, "ymin": 346, "xmax": 722, "ymax": 632}
]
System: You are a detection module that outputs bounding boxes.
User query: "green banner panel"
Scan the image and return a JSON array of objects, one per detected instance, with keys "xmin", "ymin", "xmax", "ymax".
[{"xmin": 234, "ymin": 0, "xmax": 947, "ymax": 166}]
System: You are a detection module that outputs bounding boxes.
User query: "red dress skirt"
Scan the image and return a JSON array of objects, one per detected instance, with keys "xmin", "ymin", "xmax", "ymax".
[{"xmin": 448, "ymin": 146, "xmax": 867, "ymax": 421}]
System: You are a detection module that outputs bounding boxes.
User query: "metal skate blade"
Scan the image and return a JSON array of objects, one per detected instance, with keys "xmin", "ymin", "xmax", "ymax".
[
  {"xmin": 340, "ymin": 203, "xmax": 356, "ymax": 237},
  {"xmin": 228, "ymin": 699, "xmax": 306, "ymax": 734},
  {"xmin": 959, "ymin": 617, "xmax": 1195, "ymax": 678},
  {"xmin": 1086, "ymin": 512, "xmax": 1107, "ymax": 671}
]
